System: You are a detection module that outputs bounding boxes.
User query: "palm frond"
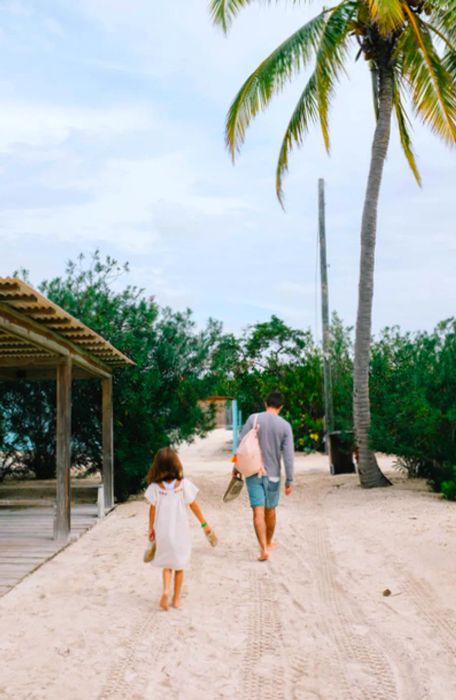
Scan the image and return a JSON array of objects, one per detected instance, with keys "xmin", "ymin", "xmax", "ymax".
[
  {"xmin": 392, "ymin": 77, "xmax": 421, "ymax": 185},
  {"xmin": 424, "ymin": 21, "xmax": 456, "ymax": 54},
  {"xmin": 400, "ymin": 10, "xmax": 456, "ymax": 144},
  {"xmin": 275, "ymin": 73, "xmax": 319, "ymax": 204},
  {"xmin": 210, "ymin": 0, "xmax": 307, "ymax": 33},
  {"xmin": 313, "ymin": 1, "xmax": 357, "ymax": 150},
  {"xmin": 443, "ymin": 49, "xmax": 456, "ymax": 81},
  {"xmin": 210, "ymin": 0, "xmax": 252, "ymax": 32},
  {"xmin": 225, "ymin": 12, "xmax": 327, "ymax": 157},
  {"xmin": 367, "ymin": 0, "xmax": 404, "ymax": 35},
  {"xmin": 428, "ymin": 3, "xmax": 456, "ymax": 43}
]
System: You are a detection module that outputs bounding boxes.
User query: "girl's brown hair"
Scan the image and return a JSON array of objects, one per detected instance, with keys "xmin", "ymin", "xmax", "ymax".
[{"xmin": 146, "ymin": 447, "xmax": 183, "ymax": 485}]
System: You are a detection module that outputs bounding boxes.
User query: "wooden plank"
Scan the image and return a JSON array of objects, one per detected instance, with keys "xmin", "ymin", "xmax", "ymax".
[
  {"xmin": 0, "ymin": 304, "xmax": 113, "ymax": 378},
  {"xmin": 102, "ymin": 376, "xmax": 114, "ymax": 510},
  {"xmin": 0, "ymin": 277, "xmax": 133, "ymax": 367},
  {"xmin": 55, "ymin": 359, "xmax": 72, "ymax": 541},
  {"xmin": 0, "ymin": 293, "xmax": 37, "ymax": 302},
  {"xmin": 0, "ymin": 504, "xmax": 97, "ymax": 597}
]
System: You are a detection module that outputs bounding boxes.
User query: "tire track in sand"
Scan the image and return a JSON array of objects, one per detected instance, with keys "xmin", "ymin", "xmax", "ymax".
[
  {"xmin": 401, "ymin": 573, "xmax": 456, "ymax": 658},
  {"xmin": 311, "ymin": 521, "xmax": 400, "ymax": 700},
  {"xmin": 241, "ymin": 568, "xmax": 288, "ymax": 700},
  {"xmin": 276, "ymin": 479, "xmax": 423, "ymax": 700},
  {"xmin": 361, "ymin": 530, "xmax": 456, "ymax": 662},
  {"xmin": 98, "ymin": 607, "xmax": 166, "ymax": 700}
]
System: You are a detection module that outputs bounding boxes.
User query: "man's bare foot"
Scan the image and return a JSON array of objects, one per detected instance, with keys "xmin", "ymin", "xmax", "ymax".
[
  {"xmin": 267, "ymin": 542, "xmax": 279, "ymax": 550},
  {"xmin": 172, "ymin": 595, "xmax": 181, "ymax": 609},
  {"xmin": 258, "ymin": 551, "xmax": 269, "ymax": 561},
  {"xmin": 160, "ymin": 594, "xmax": 169, "ymax": 611}
]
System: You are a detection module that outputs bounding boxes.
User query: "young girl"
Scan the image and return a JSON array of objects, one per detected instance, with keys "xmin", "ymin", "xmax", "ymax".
[{"xmin": 145, "ymin": 447, "xmax": 214, "ymax": 611}]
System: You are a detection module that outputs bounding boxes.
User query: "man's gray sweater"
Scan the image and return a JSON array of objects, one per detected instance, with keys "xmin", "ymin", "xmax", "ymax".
[{"xmin": 238, "ymin": 411, "xmax": 294, "ymax": 485}]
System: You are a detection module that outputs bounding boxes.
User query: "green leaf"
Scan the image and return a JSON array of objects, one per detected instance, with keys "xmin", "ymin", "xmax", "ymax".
[
  {"xmin": 210, "ymin": 0, "xmax": 308, "ymax": 33},
  {"xmin": 274, "ymin": 1, "xmax": 356, "ymax": 201},
  {"xmin": 392, "ymin": 76, "xmax": 422, "ymax": 185},
  {"xmin": 443, "ymin": 49, "xmax": 456, "ymax": 82},
  {"xmin": 429, "ymin": 2, "xmax": 456, "ymax": 43},
  {"xmin": 225, "ymin": 11, "xmax": 327, "ymax": 156},
  {"xmin": 314, "ymin": 1, "xmax": 357, "ymax": 150},
  {"xmin": 275, "ymin": 72, "xmax": 319, "ymax": 204}
]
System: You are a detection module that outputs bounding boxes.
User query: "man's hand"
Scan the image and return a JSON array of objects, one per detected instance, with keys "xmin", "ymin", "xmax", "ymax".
[
  {"xmin": 284, "ymin": 484, "xmax": 293, "ymax": 496},
  {"xmin": 148, "ymin": 528, "xmax": 155, "ymax": 542}
]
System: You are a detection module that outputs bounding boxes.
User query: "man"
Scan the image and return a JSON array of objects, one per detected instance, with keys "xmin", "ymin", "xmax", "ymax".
[{"xmin": 235, "ymin": 390, "xmax": 294, "ymax": 561}]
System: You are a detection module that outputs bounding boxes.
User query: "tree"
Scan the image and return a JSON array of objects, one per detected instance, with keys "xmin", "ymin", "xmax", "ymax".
[
  {"xmin": 0, "ymin": 253, "xmax": 229, "ymax": 498},
  {"xmin": 214, "ymin": 316, "xmax": 326, "ymax": 449},
  {"xmin": 210, "ymin": 0, "xmax": 456, "ymax": 487}
]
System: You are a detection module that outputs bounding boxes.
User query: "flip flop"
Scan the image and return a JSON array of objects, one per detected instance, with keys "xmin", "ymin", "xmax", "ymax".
[
  {"xmin": 223, "ymin": 476, "xmax": 244, "ymax": 503},
  {"xmin": 143, "ymin": 540, "xmax": 156, "ymax": 563}
]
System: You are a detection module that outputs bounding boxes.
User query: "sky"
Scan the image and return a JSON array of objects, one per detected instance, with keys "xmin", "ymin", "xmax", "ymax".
[{"xmin": 0, "ymin": 0, "xmax": 454, "ymax": 338}]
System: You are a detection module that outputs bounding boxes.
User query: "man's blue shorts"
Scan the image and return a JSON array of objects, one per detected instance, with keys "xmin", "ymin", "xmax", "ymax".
[{"xmin": 246, "ymin": 475, "xmax": 281, "ymax": 508}]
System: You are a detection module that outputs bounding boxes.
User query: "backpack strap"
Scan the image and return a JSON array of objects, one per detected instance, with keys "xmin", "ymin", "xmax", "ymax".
[{"xmin": 253, "ymin": 413, "xmax": 260, "ymax": 430}]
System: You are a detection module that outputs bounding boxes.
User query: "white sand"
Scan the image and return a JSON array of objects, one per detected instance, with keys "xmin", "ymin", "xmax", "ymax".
[{"xmin": 0, "ymin": 429, "xmax": 455, "ymax": 699}]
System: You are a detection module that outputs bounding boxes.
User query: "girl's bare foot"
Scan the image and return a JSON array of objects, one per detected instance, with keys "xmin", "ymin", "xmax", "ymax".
[
  {"xmin": 172, "ymin": 595, "xmax": 181, "ymax": 609},
  {"xmin": 258, "ymin": 551, "xmax": 269, "ymax": 561},
  {"xmin": 159, "ymin": 594, "xmax": 169, "ymax": 611},
  {"xmin": 268, "ymin": 542, "xmax": 279, "ymax": 550}
]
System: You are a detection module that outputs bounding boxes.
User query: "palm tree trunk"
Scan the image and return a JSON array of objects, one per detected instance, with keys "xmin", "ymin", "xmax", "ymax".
[{"xmin": 354, "ymin": 67, "xmax": 393, "ymax": 488}]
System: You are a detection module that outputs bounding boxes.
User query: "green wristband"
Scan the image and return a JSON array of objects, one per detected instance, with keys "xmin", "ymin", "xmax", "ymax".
[{"xmin": 201, "ymin": 521, "xmax": 207, "ymax": 528}]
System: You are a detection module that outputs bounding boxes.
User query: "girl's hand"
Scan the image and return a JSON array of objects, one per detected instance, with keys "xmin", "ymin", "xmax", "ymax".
[{"xmin": 148, "ymin": 529, "xmax": 155, "ymax": 541}]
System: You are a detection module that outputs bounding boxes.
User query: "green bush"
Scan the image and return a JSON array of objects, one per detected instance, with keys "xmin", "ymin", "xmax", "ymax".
[
  {"xmin": 2, "ymin": 253, "xmax": 455, "ymax": 502},
  {"xmin": 439, "ymin": 466, "xmax": 456, "ymax": 501},
  {"xmin": 370, "ymin": 320, "xmax": 456, "ymax": 490},
  {"xmin": 212, "ymin": 314, "xmax": 353, "ymax": 450}
]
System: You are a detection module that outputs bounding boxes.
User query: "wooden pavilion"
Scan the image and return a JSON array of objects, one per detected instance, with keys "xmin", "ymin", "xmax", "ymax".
[{"xmin": 0, "ymin": 277, "xmax": 133, "ymax": 541}]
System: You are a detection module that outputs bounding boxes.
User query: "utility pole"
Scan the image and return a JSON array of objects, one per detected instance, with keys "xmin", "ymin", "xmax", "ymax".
[{"xmin": 318, "ymin": 178, "xmax": 335, "ymax": 447}]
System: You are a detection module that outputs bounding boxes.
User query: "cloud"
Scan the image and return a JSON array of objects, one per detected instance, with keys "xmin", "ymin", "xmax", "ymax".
[
  {"xmin": 0, "ymin": 0, "xmax": 453, "ymax": 337},
  {"xmin": 0, "ymin": 101, "xmax": 154, "ymax": 152}
]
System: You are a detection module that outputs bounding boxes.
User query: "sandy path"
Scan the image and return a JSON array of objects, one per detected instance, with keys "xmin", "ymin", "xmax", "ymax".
[{"xmin": 0, "ymin": 430, "xmax": 455, "ymax": 699}]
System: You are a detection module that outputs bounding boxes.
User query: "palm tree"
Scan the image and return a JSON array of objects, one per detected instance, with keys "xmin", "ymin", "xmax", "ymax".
[{"xmin": 210, "ymin": 0, "xmax": 455, "ymax": 487}]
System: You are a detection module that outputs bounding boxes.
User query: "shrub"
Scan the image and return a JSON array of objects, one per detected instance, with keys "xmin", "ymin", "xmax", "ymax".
[
  {"xmin": 441, "ymin": 479, "xmax": 456, "ymax": 500},
  {"xmin": 370, "ymin": 320, "xmax": 456, "ymax": 486}
]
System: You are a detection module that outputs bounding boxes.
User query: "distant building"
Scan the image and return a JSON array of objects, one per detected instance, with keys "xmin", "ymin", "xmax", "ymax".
[{"xmin": 199, "ymin": 396, "xmax": 232, "ymax": 429}]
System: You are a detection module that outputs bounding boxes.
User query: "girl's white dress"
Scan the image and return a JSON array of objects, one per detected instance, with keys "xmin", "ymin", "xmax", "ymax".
[{"xmin": 144, "ymin": 478, "xmax": 198, "ymax": 570}]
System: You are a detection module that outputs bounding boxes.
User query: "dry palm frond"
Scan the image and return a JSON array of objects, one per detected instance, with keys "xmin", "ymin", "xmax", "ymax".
[
  {"xmin": 367, "ymin": 0, "xmax": 405, "ymax": 35},
  {"xmin": 400, "ymin": 14, "xmax": 456, "ymax": 144}
]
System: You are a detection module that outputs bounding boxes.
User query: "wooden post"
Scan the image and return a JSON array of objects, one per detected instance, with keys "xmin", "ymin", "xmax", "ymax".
[
  {"xmin": 55, "ymin": 358, "xmax": 72, "ymax": 541},
  {"xmin": 102, "ymin": 376, "xmax": 114, "ymax": 510},
  {"xmin": 318, "ymin": 178, "xmax": 335, "ymax": 445}
]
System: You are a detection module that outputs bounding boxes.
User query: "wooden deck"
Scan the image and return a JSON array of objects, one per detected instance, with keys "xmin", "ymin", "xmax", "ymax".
[{"xmin": 0, "ymin": 504, "xmax": 98, "ymax": 597}]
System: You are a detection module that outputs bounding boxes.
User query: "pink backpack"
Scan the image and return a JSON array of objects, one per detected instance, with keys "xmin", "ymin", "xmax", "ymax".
[{"xmin": 236, "ymin": 414, "xmax": 266, "ymax": 478}]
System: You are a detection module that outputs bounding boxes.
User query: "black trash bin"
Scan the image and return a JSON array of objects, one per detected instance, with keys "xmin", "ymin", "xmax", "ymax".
[{"xmin": 329, "ymin": 431, "xmax": 356, "ymax": 475}]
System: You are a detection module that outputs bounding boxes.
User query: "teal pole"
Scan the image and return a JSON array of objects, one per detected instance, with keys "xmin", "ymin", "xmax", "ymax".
[{"xmin": 232, "ymin": 400, "xmax": 239, "ymax": 454}]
